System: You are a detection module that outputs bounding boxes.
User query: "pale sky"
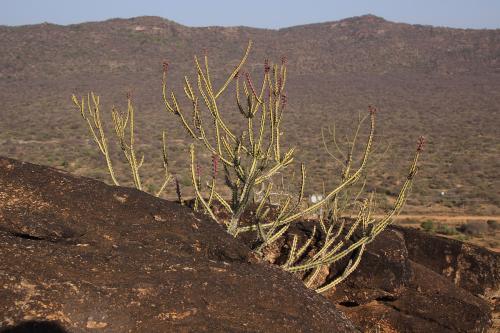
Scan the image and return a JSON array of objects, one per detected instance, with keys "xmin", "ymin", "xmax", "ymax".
[{"xmin": 1, "ymin": 0, "xmax": 499, "ymax": 29}]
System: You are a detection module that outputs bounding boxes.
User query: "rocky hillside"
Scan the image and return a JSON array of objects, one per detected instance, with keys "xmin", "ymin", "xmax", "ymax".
[
  {"xmin": 0, "ymin": 156, "xmax": 498, "ymax": 332},
  {"xmin": 1, "ymin": 15, "xmax": 499, "ymax": 78},
  {"xmin": 0, "ymin": 15, "xmax": 499, "ymax": 213}
]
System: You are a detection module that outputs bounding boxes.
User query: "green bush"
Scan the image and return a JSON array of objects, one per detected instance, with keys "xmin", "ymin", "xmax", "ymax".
[
  {"xmin": 435, "ymin": 223, "xmax": 458, "ymax": 235},
  {"xmin": 454, "ymin": 234, "xmax": 471, "ymax": 242},
  {"xmin": 421, "ymin": 220, "xmax": 435, "ymax": 232}
]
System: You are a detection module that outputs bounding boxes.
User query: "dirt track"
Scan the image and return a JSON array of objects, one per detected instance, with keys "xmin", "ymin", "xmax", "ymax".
[{"xmin": 390, "ymin": 215, "xmax": 499, "ymax": 222}]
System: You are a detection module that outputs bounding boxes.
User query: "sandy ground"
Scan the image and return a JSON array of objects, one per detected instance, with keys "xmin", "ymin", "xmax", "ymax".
[
  {"xmin": 390, "ymin": 214, "xmax": 500, "ymax": 252},
  {"xmin": 388, "ymin": 214, "xmax": 499, "ymax": 222}
]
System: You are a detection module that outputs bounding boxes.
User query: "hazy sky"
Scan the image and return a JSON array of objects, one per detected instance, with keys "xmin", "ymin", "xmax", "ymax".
[{"xmin": 1, "ymin": 0, "xmax": 499, "ymax": 29}]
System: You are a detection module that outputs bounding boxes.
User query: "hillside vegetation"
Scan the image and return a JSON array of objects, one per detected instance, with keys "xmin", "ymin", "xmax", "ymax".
[{"xmin": 0, "ymin": 15, "xmax": 499, "ymax": 214}]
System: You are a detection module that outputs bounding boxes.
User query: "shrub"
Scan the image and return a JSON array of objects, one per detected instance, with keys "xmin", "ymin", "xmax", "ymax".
[
  {"xmin": 454, "ymin": 234, "xmax": 471, "ymax": 242},
  {"xmin": 457, "ymin": 221, "xmax": 489, "ymax": 236},
  {"xmin": 421, "ymin": 220, "xmax": 435, "ymax": 232},
  {"xmin": 71, "ymin": 41, "xmax": 423, "ymax": 293},
  {"xmin": 487, "ymin": 220, "xmax": 499, "ymax": 231},
  {"xmin": 435, "ymin": 223, "xmax": 458, "ymax": 236}
]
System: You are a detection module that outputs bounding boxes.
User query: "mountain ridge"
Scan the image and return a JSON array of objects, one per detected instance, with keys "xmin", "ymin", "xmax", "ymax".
[
  {"xmin": 2, "ymin": 14, "xmax": 499, "ymax": 31},
  {"xmin": 1, "ymin": 13, "xmax": 499, "ymax": 80}
]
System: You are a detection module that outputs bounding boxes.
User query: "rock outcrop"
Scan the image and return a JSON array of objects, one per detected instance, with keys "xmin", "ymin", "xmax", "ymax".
[
  {"xmin": 393, "ymin": 225, "xmax": 500, "ymax": 298},
  {"xmin": 1, "ymin": 156, "xmax": 498, "ymax": 332},
  {"xmin": 0, "ymin": 157, "xmax": 357, "ymax": 332},
  {"xmin": 324, "ymin": 228, "xmax": 497, "ymax": 332}
]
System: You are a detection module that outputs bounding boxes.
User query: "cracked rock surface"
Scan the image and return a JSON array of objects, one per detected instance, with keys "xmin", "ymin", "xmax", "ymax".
[
  {"xmin": 323, "ymin": 228, "xmax": 498, "ymax": 332},
  {"xmin": 1, "ymin": 156, "xmax": 498, "ymax": 333},
  {"xmin": 0, "ymin": 157, "xmax": 358, "ymax": 332}
]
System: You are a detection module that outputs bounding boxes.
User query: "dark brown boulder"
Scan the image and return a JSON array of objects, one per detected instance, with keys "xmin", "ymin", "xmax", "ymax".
[
  {"xmin": 323, "ymin": 228, "xmax": 495, "ymax": 332},
  {"xmin": 0, "ymin": 157, "xmax": 358, "ymax": 332},
  {"xmin": 337, "ymin": 260, "xmax": 492, "ymax": 333},
  {"xmin": 327, "ymin": 229, "xmax": 412, "ymax": 305},
  {"xmin": 231, "ymin": 212, "xmax": 497, "ymax": 332},
  {"xmin": 392, "ymin": 225, "xmax": 500, "ymax": 298},
  {"xmin": 2, "ymin": 156, "xmax": 498, "ymax": 333}
]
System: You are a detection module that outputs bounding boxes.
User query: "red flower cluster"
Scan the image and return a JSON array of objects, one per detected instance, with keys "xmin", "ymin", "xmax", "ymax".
[
  {"xmin": 368, "ymin": 105, "xmax": 377, "ymax": 115},
  {"xmin": 264, "ymin": 59, "xmax": 270, "ymax": 73},
  {"xmin": 245, "ymin": 72, "xmax": 259, "ymax": 99},
  {"xmin": 281, "ymin": 93, "xmax": 288, "ymax": 109},
  {"xmin": 417, "ymin": 136, "xmax": 426, "ymax": 152}
]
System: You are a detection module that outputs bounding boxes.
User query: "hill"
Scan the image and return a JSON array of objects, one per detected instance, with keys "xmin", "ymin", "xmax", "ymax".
[{"xmin": 0, "ymin": 15, "xmax": 499, "ymax": 214}]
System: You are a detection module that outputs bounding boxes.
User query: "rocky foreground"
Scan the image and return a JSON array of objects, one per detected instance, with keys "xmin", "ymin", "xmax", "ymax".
[{"xmin": 0, "ymin": 156, "xmax": 498, "ymax": 332}]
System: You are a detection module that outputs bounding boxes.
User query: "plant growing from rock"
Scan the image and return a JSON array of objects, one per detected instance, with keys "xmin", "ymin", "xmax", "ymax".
[
  {"xmin": 161, "ymin": 41, "xmax": 424, "ymax": 291},
  {"xmin": 71, "ymin": 41, "xmax": 423, "ymax": 292},
  {"xmin": 286, "ymin": 124, "xmax": 425, "ymax": 290}
]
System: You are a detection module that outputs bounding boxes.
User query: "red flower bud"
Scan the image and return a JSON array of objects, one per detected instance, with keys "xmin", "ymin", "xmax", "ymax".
[
  {"xmin": 368, "ymin": 105, "xmax": 377, "ymax": 115},
  {"xmin": 245, "ymin": 72, "xmax": 259, "ymax": 99},
  {"xmin": 417, "ymin": 136, "xmax": 426, "ymax": 152},
  {"xmin": 281, "ymin": 93, "xmax": 288, "ymax": 109},
  {"xmin": 264, "ymin": 59, "xmax": 270, "ymax": 73}
]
